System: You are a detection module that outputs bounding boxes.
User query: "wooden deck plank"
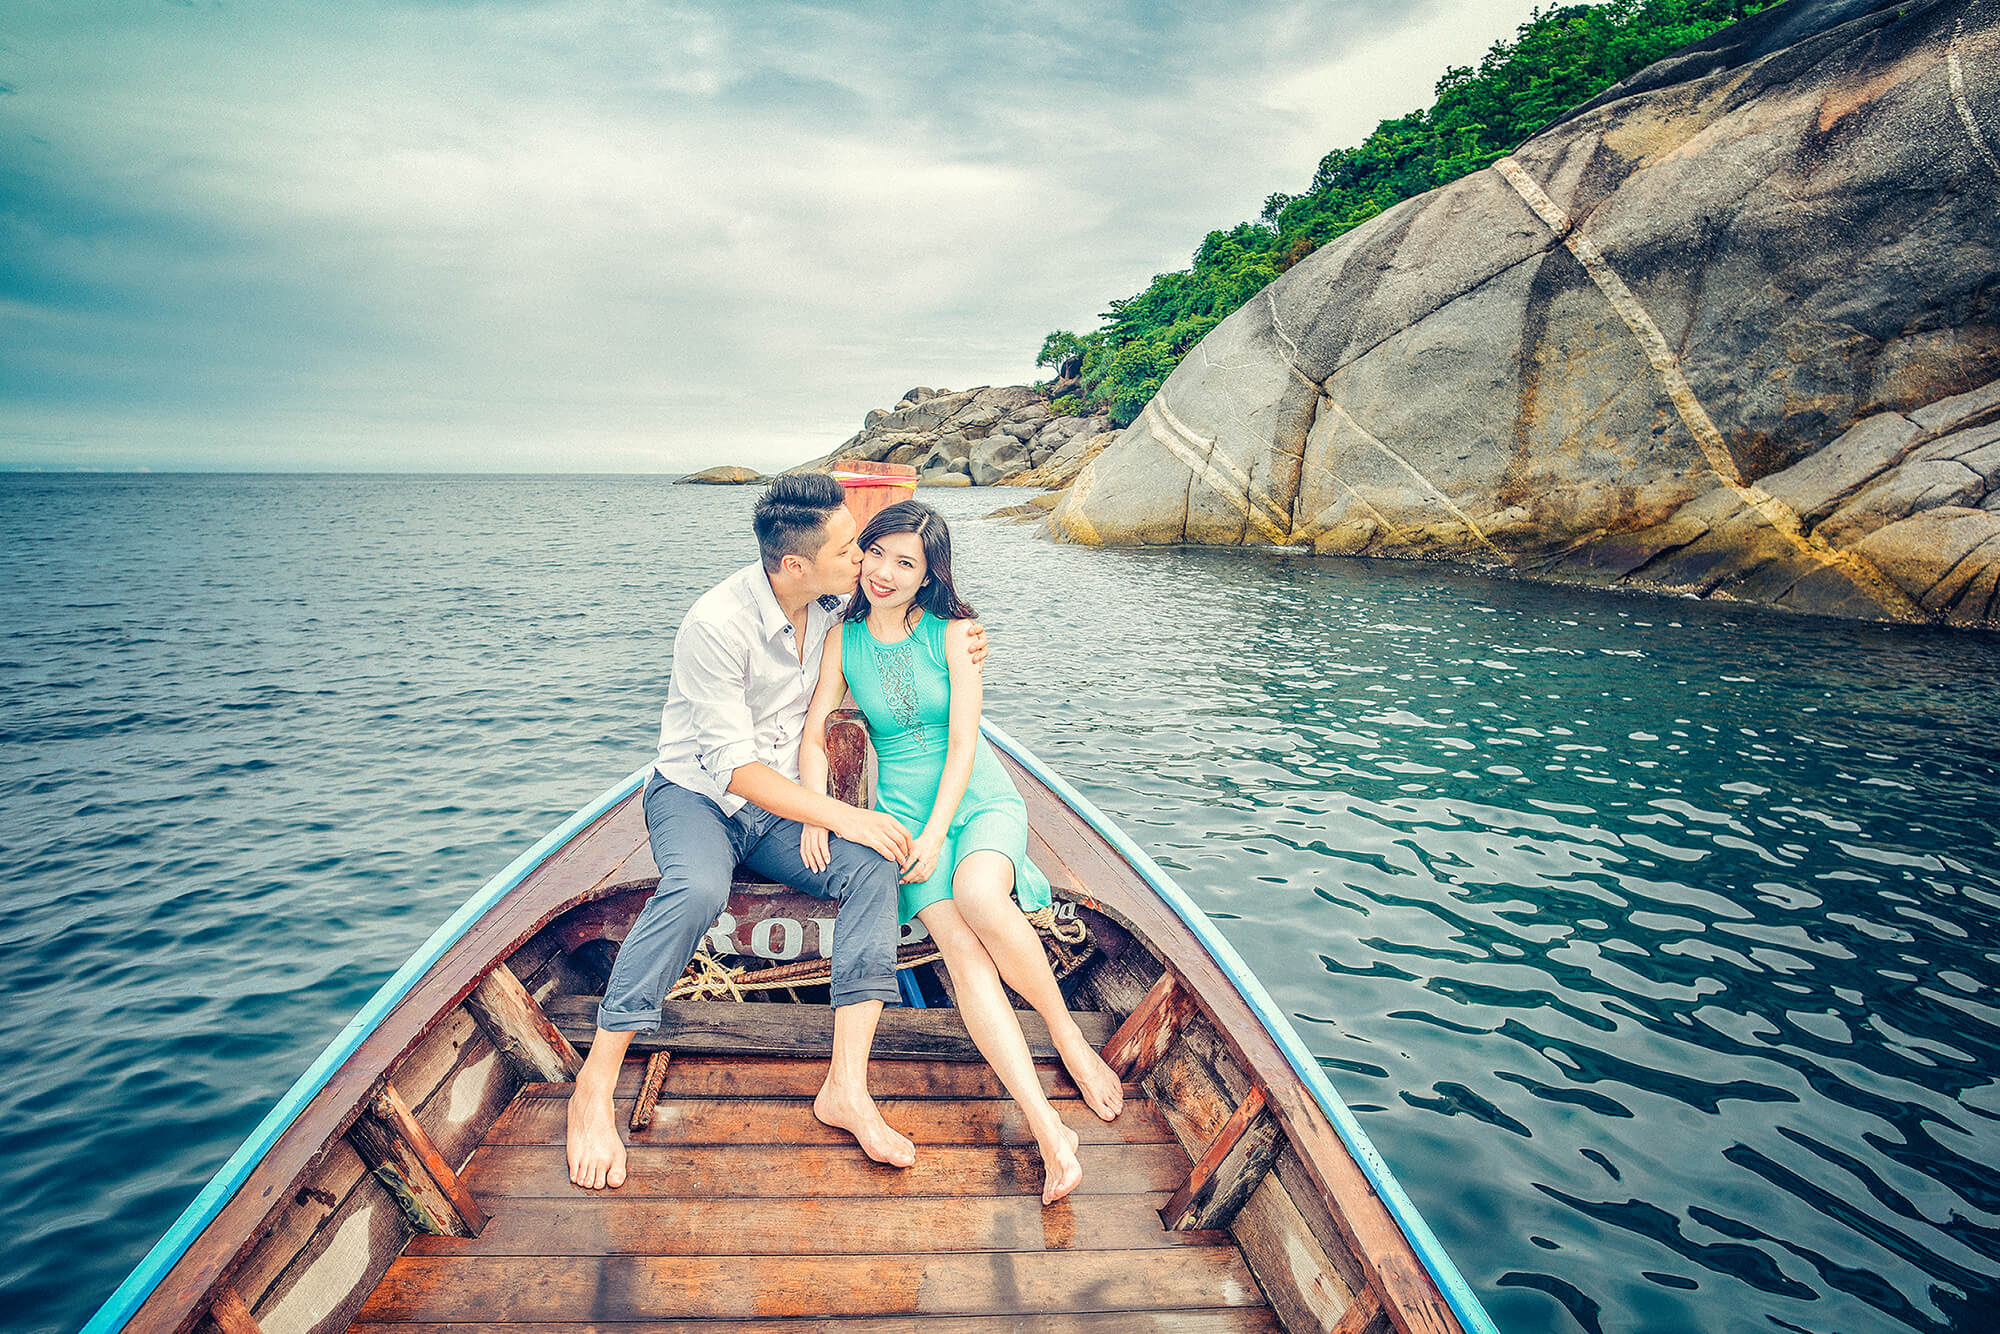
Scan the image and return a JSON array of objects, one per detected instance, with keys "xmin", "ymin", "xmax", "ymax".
[
  {"xmin": 487, "ymin": 1095, "xmax": 1172, "ymax": 1147},
  {"xmin": 549, "ymin": 998, "xmax": 1116, "ymax": 1064},
  {"xmin": 524, "ymin": 1056, "xmax": 1144, "ymax": 1103},
  {"xmin": 402, "ymin": 1194, "xmax": 1229, "ymax": 1256},
  {"xmin": 356, "ymin": 1250, "xmax": 1265, "ymax": 1322},
  {"xmin": 463, "ymin": 1142, "xmax": 1189, "ymax": 1200},
  {"xmin": 354, "ymin": 1310, "xmax": 1285, "ymax": 1333}
]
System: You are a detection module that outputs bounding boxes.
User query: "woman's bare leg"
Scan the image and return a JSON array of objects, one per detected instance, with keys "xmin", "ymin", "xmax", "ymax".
[
  {"xmin": 917, "ymin": 897, "xmax": 1081, "ymax": 1204},
  {"xmin": 952, "ymin": 852, "xmax": 1124, "ymax": 1122}
]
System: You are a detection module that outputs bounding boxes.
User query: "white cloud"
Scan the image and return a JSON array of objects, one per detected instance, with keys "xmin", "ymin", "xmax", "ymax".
[{"xmin": 0, "ymin": 0, "xmax": 1548, "ymax": 472}]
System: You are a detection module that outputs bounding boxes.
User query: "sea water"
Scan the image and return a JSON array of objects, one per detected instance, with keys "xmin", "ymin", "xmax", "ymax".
[{"xmin": 2, "ymin": 473, "xmax": 1996, "ymax": 1334}]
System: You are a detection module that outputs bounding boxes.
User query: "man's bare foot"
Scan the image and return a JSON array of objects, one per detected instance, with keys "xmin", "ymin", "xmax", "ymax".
[
  {"xmin": 1054, "ymin": 1025, "xmax": 1124, "ymax": 1122},
  {"xmin": 814, "ymin": 1082, "xmax": 916, "ymax": 1167},
  {"xmin": 1037, "ymin": 1122, "xmax": 1083, "ymax": 1205},
  {"xmin": 566, "ymin": 1074, "xmax": 628, "ymax": 1191}
]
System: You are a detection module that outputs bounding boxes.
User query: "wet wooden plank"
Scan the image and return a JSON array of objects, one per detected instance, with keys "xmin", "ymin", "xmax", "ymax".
[
  {"xmin": 548, "ymin": 997, "xmax": 1115, "ymax": 1063},
  {"xmin": 354, "ymin": 1310, "xmax": 1285, "ymax": 1333},
  {"xmin": 1146, "ymin": 1030, "xmax": 1242, "ymax": 1153},
  {"xmin": 520, "ymin": 945, "xmax": 599, "ymax": 1009},
  {"xmin": 388, "ymin": 1008, "xmax": 485, "ymax": 1119},
  {"xmin": 1146, "ymin": 1037, "xmax": 1366, "ymax": 1330},
  {"xmin": 499, "ymin": 925, "xmax": 562, "ymax": 994},
  {"xmin": 403, "ymin": 1193, "xmax": 1229, "ymax": 1256},
  {"xmin": 463, "ymin": 1141, "xmax": 1190, "ymax": 1200},
  {"xmin": 524, "ymin": 1055, "xmax": 1143, "ymax": 1102},
  {"xmin": 357, "ymin": 1249, "xmax": 1265, "ymax": 1322},
  {"xmin": 488, "ymin": 1094, "xmax": 1173, "ymax": 1147}
]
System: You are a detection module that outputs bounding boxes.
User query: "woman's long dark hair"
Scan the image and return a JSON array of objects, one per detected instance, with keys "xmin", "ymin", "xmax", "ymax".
[{"xmin": 845, "ymin": 500, "xmax": 976, "ymax": 625}]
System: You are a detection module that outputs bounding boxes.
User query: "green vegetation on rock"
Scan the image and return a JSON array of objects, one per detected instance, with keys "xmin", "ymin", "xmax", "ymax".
[{"xmin": 1038, "ymin": 0, "xmax": 1780, "ymax": 425}]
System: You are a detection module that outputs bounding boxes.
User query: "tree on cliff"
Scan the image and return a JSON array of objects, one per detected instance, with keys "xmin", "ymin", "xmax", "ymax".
[{"xmin": 1044, "ymin": 0, "xmax": 1781, "ymax": 426}]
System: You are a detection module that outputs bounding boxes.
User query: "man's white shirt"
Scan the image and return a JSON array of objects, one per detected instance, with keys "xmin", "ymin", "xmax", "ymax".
[{"xmin": 653, "ymin": 562, "xmax": 849, "ymax": 815}]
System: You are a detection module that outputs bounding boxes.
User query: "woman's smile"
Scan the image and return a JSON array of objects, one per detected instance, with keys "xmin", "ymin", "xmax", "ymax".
[{"xmin": 861, "ymin": 531, "xmax": 927, "ymax": 609}]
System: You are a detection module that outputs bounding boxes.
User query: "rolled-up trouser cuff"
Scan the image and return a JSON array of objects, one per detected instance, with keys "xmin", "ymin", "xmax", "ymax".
[
  {"xmin": 596, "ymin": 1002, "xmax": 665, "ymax": 1033},
  {"xmin": 828, "ymin": 981, "xmax": 903, "ymax": 1008}
]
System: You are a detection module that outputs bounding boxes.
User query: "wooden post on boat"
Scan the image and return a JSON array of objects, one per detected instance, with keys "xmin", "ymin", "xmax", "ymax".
[
  {"xmin": 347, "ymin": 1080, "xmax": 486, "ymax": 1237},
  {"xmin": 1100, "ymin": 969, "xmax": 1196, "ymax": 1081},
  {"xmin": 204, "ymin": 1285, "xmax": 265, "ymax": 1334},
  {"xmin": 827, "ymin": 705, "xmax": 871, "ymax": 808},
  {"xmin": 834, "ymin": 459, "xmax": 918, "ymax": 529},
  {"xmin": 1160, "ymin": 1083, "xmax": 1284, "ymax": 1231},
  {"xmin": 465, "ymin": 962, "xmax": 582, "ymax": 1082}
]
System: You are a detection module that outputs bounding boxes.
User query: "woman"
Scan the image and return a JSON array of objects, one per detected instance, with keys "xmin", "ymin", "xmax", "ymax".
[{"xmin": 799, "ymin": 500, "xmax": 1123, "ymax": 1205}]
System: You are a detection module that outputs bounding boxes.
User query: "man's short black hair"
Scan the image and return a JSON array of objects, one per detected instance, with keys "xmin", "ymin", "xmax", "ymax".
[{"xmin": 753, "ymin": 473, "xmax": 848, "ymax": 573}]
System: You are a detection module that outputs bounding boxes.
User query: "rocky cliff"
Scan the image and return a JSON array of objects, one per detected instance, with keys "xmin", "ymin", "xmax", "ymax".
[
  {"xmin": 792, "ymin": 386, "xmax": 1113, "ymax": 487},
  {"xmin": 1052, "ymin": 0, "xmax": 2000, "ymax": 628}
]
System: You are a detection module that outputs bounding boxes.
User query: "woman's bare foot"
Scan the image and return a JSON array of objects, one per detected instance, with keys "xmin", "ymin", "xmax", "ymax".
[
  {"xmin": 814, "ymin": 1082, "xmax": 917, "ymax": 1167},
  {"xmin": 565, "ymin": 1073, "xmax": 628, "ymax": 1190},
  {"xmin": 1037, "ymin": 1121, "xmax": 1083, "ymax": 1205},
  {"xmin": 1054, "ymin": 1024, "xmax": 1125, "ymax": 1122}
]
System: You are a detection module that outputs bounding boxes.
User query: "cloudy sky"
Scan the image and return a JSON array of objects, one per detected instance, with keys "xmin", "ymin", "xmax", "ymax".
[{"xmin": 1, "ymin": 0, "xmax": 1548, "ymax": 473}]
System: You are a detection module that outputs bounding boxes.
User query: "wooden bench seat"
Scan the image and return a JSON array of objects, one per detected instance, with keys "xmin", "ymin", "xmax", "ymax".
[{"xmin": 548, "ymin": 997, "xmax": 1115, "ymax": 1063}]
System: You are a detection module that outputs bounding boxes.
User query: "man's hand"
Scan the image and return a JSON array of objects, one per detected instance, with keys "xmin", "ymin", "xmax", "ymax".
[
  {"xmin": 833, "ymin": 807, "xmax": 914, "ymax": 864},
  {"xmin": 901, "ymin": 829, "xmax": 947, "ymax": 884},
  {"xmin": 801, "ymin": 824, "xmax": 830, "ymax": 873},
  {"xmin": 965, "ymin": 618, "xmax": 990, "ymax": 669}
]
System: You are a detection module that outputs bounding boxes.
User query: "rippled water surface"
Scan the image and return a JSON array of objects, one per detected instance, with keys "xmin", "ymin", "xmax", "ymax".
[{"xmin": 4, "ymin": 474, "xmax": 1998, "ymax": 1334}]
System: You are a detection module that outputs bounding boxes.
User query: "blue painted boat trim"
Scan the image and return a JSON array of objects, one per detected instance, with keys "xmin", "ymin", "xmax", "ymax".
[
  {"xmin": 982, "ymin": 720, "xmax": 1498, "ymax": 1334},
  {"xmin": 80, "ymin": 764, "xmax": 654, "ymax": 1334}
]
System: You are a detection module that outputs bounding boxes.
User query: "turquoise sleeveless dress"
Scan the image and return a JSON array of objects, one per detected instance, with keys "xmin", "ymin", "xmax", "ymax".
[{"xmin": 841, "ymin": 611, "xmax": 1053, "ymax": 925}]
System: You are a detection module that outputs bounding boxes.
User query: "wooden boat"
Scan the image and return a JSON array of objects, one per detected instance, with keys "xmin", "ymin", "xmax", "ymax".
[{"xmin": 82, "ymin": 718, "xmax": 1497, "ymax": 1334}]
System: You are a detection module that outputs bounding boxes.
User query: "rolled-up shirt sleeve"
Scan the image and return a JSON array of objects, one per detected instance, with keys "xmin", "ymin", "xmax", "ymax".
[{"xmin": 672, "ymin": 620, "xmax": 759, "ymax": 790}]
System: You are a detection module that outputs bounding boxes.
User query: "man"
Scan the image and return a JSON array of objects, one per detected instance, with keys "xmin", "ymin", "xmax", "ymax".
[{"xmin": 566, "ymin": 473, "xmax": 984, "ymax": 1190}]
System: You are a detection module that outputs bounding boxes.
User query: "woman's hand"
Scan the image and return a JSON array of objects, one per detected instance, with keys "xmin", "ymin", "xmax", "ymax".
[
  {"xmin": 900, "ymin": 830, "xmax": 947, "ymax": 885},
  {"xmin": 800, "ymin": 824, "xmax": 830, "ymax": 874}
]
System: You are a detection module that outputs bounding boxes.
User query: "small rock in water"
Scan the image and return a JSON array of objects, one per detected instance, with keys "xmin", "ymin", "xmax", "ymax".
[{"xmin": 677, "ymin": 465, "xmax": 765, "ymax": 485}]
